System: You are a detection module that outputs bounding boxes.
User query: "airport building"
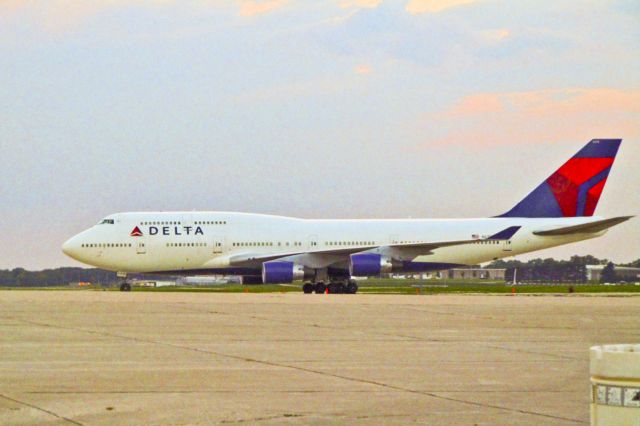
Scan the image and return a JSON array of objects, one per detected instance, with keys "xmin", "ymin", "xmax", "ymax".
[
  {"xmin": 177, "ymin": 276, "xmax": 241, "ymax": 285},
  {"xmin": 586, "ymin": 265, "xmax": 640, "ymax": 282},
  {"xmin": 447, "ymin": 268, "xmax": 506, "ymax": 280},
  {"xmin": 398, "ymin": 268, "xmax": 505, "ymax": 280},
  {"xmin": 130, "ymin": 279, "xmax": 175, "ymax": 287}
]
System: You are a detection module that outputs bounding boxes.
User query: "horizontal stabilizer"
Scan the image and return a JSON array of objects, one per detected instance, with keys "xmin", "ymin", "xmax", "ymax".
[
  {"xmin": 533, "ymin": 216, "xmax": 633, "ymax": 236},
  {"xmin": 488, "ymin": 226, "xmax": 521, "ymax": 240}
]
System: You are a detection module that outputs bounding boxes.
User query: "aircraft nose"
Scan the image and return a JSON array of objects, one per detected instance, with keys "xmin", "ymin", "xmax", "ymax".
[{"xmin": 62, "ymin": 236, "xmax": 80, "ymax": 259}]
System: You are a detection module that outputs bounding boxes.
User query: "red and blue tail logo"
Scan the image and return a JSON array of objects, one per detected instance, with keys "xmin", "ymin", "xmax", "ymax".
[{"xmin": 500, "ymin": 139, "xmax": 621, "ymax": 218}]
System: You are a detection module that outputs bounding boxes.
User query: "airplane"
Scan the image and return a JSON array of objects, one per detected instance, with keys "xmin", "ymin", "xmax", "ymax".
[{"xmin": 62, "ymin": 139, "xmax": 632, "ymax": 293}]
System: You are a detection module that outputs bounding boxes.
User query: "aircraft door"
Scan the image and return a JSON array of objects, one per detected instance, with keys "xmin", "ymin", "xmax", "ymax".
[
  {"xmin": 308, "ymin": 235, "xmax": 318, "ymax": 250},
  {"xmin": 136, "ymin": 240, "xmax": 147, "ymax": 254},
  {"xmin": 502, "ymin": 240, "xmax": 513, "ymax": 252},
  {"xmin": 212, "ymin": 236, "xmax": 224, "ymax": 254}
]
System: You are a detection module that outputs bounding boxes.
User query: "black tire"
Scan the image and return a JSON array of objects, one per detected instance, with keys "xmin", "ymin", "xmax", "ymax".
[
  {"xmin": 314, "ymin": 282, "xmax": 326, "ymax": 294},
  {"xmin": 327, "ymin": 283, "xmax": 341, "ymax": 294},
  {"xmin": 120, "ymin": 282, "xmax": 131, "ymax": 292},
  {"xmin": 338, "ymin": 283, "xmax": 347, "ymax": 294},
  {"xmin": 346, "ymin": 281, "xmax": 358, "ymax": 294},
  {"xmin": 302, "ymin": 283, "xmax": 314, "ymax": 294}
]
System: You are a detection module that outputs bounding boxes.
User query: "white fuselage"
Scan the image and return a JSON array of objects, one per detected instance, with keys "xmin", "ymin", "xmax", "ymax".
[{"xmin": 62, "ymin": 212, "xmax": 604, "ymax": 275}]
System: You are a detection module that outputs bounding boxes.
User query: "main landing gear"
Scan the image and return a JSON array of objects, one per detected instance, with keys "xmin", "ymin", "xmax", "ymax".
[{"xmin": 302, "ymin": 280, "xmax": 358, "ymax": 294}]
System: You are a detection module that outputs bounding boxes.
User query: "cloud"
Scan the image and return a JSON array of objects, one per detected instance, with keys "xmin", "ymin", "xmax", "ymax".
[
  {"xmin": 340, "ymin": 0, "xmax": 382, "ymax": 9},
  {"xmin": 0, "ymin": 0, "xmax": 25, "ymax": 13},
  {"xmin": 354, "ymin": 64, "xmax": 374, "ymax": 74},
  {"xmin": 0, "ymin": 0, "xmax": 176, "ymax": 33},
  {"xmin": 405, "ymin": 0, "xmax": 478, "ymax": 14},
  {"xmin": 238, "ymin": 0, "xmax": 287, "ymax": 17},
  {"xmin": 0, "ymin": 0, "xmax": 285, "ymax": 34},
  {"xmin": 481, "ymin": 28, "xmax": 510, "ymax": 42},
  {"xmin": 422, "ymin": 88, "xmax": 640, "ymax": 147}
]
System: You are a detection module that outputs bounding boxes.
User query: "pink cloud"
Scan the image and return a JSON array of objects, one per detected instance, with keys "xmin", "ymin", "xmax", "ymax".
[
  {"xmin": 0, "ymin": 0, "xmax": 285, "ymax": 34},
  {"xmin": 0, "ymin": 0, "xmax": 180, "ymax": 33},
  {"xmin": 405, "ymin": 0, "xmax": 479, "ymax": 14},
  {"xmin": 340, "ymin": 0, "xmax": 382, "ymax": 9},
  {"xmin": 441, "ymin": 93, "xmax": 504, "ymax": 116},
  {"xmin": 422, "ymin": 88, "xmax": 640, "ymax": 147},
  {"xmin": 354, "ymin": 64, "xmax": 374, "ymax": 74},
  {"xmin": 238, "ymin": 0, "xmax": 287, "ymax": 17},
  {"xmin": 480, "ymin": 28, "xmax": 510, "ymax": 42}
]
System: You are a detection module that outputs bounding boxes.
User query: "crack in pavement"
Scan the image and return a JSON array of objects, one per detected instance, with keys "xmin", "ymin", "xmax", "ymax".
[
  {"xmin": 0, "ymin": 392, "xmax": 84, "ymax": 425},
  {"xmin": 170, "ymin": 303, "xmax": 583, "ymax": 361},
  {"xmin": 170, "ymin": 303, "xmax": 453, "ymax": 345},
  {"xmin": 3, "ymin": 315, "xmax": 586, "ymax": 424},
  {"xmin": 220, "ymin": 413, "xmax": 304, "ymax": 423},
  {"xmin": 23, "ymin": 389, "xmax": 577, "ymax": 394},
  {"xmin": 398, "ymin": 306, "xmax": 584, "ymax": 361}
]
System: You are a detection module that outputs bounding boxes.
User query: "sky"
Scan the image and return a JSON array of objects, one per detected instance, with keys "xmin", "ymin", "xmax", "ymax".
[{"xmin": 0, "ymin": 0, "xmax": 638, "ymax": 270}]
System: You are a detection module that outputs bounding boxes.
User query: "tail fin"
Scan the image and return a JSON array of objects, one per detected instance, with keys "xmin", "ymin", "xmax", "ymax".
[{"xmin": 500, "ymin": 139, "xmax": 621, "ymax": 218}]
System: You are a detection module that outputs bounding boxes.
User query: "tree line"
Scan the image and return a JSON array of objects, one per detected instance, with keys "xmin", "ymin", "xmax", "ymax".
[
  {"xmin": 487, "ymin": 256, "xmax": 639, "ymax": 283},
  {"xmin": 0, "ymin": 256, "xmax": 638, "ymax": 286},
  {"xmin": 0, "ymin": 268, "xmax": 165, "ymax": 287}
]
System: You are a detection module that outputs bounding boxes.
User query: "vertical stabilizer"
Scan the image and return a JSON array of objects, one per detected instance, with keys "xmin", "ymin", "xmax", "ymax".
[{"xmin": 499, "ymin": 139, "xmax": 621, "ymax": 218}]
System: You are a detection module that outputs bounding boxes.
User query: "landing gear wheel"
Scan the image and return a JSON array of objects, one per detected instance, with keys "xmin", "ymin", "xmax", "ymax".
[
  {"xmin": 346, "ymin": 281, "xmax": 358, "ymax": 294},
  {"xmin": 302, "ymin": 283, "xmax": 314, "ymax": 294},
  {"xmin": 327, "ymin": 282, "xmax": 343, "ymax": 294},
  {"xmin": 119, "ymin": 282, "xmax": 131, "ymax": 292},
  {"xmin": 314, "ymin": 282, "xmax": 326, "ymax": 294}
]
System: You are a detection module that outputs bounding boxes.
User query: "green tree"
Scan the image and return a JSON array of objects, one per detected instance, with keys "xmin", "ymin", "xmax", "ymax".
[{"xmin": 600, "ymin": 262, "xmax": 617, "ymax": 283}]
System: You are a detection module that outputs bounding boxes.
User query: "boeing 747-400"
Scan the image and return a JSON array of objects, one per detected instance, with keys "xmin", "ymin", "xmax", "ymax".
[{"xmin": 62, "ymin": 139, "xmax": 631, "ymax": 293}]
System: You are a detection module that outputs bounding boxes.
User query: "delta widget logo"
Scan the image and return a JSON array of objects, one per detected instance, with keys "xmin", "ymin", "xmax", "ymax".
[{"xmin": 129, "ymin": 225, "xmax": 204, "ymax": 237}]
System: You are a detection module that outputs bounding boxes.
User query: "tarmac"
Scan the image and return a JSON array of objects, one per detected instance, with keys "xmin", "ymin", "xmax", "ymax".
[{"xmin": 0, "ymin": 291, "xmax": 638, "ymax": 425}]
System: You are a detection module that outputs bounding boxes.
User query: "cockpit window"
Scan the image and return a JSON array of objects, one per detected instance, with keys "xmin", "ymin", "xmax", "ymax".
[{"xmin": 99, "ymin": 219, "xmax": 115, "ymax": 225}]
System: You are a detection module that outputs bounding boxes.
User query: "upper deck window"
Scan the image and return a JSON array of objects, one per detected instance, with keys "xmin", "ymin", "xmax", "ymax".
[{"xmin": 99, "ymin": 219, "xmax": 115, "ymax": 225}]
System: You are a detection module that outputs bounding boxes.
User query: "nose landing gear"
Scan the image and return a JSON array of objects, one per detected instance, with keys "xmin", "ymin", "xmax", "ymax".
[{"xmin": 116, "ymin": 272, "xmax": 130, "ymax": 292}]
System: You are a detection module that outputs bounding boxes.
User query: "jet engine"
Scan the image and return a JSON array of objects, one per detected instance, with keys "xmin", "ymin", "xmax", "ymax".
[
  {"xmin": 262, "ymin": 261, "xmax": 307, "ymax": 284},
  {"xmin": 349, "ymin": 253, "xmax": 395, "ymax": 277}
]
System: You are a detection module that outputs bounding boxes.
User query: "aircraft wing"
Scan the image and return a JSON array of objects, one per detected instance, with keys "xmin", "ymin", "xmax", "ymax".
[
  {"xmin": 228, "ymin": 246, "xmax": 377, "ymax": 266},
  {"xmin": 532, "ymin": 216, "xmax": 633, "ymax": 236},
  {"xmin": 229, "ymin": 226, "xmax": 521, "ymax": 266}
]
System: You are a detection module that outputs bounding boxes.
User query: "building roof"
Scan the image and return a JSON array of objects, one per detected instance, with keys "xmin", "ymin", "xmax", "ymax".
[{"xmin": 586, "ymin": 265, "xmax": 640, "ymax": 272}]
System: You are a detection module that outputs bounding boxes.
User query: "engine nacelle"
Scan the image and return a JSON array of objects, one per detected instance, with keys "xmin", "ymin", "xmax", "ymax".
[
  {"xmin": 349, "ymin": 253, "xmax": 394, "ymax": 277},
  {"xmin": 262, "ymin": 261, "xmax": 306, "ymax": 284}
]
